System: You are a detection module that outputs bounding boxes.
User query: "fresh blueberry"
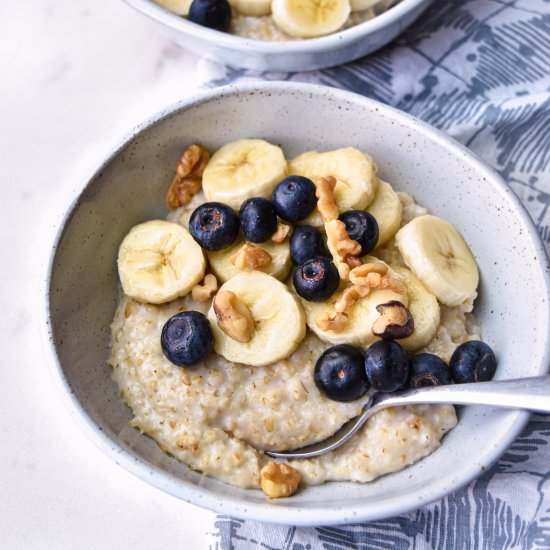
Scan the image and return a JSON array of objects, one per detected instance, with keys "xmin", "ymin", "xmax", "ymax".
[
  {"xmin": 161, "ymin": 311, "xmax": 213, "ymax": 367},
  {"xmin": 409, "ymin": 353, "xmax": 452, "ymax": 388},
  {"xmin": 188, "ymin": 0, "xmax": 231, "ymax": 31},
  {"xmin": 272, "ymin": 176, "xmax": 317, "ymax": 222},
  {"xmin": 293, "ymin": 257, "xmax": 340, "ymax": 302},
  {"xmin": 364, "ymin": 340, "xmax": 409, "ymax": 392},
  {"xmin": 289, "ymin": 225, "xmax": 328, "ymax": 265},
  {"xmin": 239, "ymin": 197, "xmax": 278, "ymax": 243},
  {"xmin": 189, "ymin": 202, "xmax": 239, "ymax": 251},
  {"xmin": 450, "ymin": 341, "xmax": 497, "ymax": 383},
  {"xmin": 314, "ymin": 345, "xmax": 369, "ymax": 402},
  {"xmin": 339, "ymin": 211, "xmax": 379, "ymax": 255}
]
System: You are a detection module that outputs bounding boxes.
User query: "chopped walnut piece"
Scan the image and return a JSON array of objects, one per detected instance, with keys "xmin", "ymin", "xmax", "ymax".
[
  {"xmin": 349, "ymin": 263, "xmax": 406, "ymax": 294},
  {"xmin": 334, "ymin": 284, "xmax": 370, "ymax": 313},
  {"xmin": 230, "ymin": 243, "xmax": 272, "ymax": 271},
  {"xmin": 260, "ymin": 462, "xmax": 301, "ymax": 499},
  {"xmin": 191, "ymin": 273, "xmax": 218, "ymax": 302},
  {"xmin": 317, "ymin": 263, "xmax": 408, "ymax": 333},
  {"xmin": 372, "ymin": 300, "xmax": 414, "ymax": 339},
  {"xmin": 316, "ymin": 311, "xmax": 349, "ymax": 332},
  {"xmin": 314, "ymin": 176, "xmax": 339, "ymax": 222},
  {"xmin": 213, "ymin": 290, "xmax": 255, "ymax": 343},
  {"xmin": 165, "ymin": 144, "xmax": 209, "ymax": 209},
  {"xmin": 325, "ymin": 219, "xmax": 362, "ymax": 280},
  {"xmin": 271, "ymin": 221, "xmax": 291, "ymax": 244}
]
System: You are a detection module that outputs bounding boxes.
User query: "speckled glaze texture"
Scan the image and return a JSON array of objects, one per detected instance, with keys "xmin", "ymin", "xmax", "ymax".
[
  {"xmin": 122, "ymin": 0, "xmax": 434, "ymax": 71},
  {"xmin": 45, "ymin": 82, "xmax": 550, "ymax": 526}
]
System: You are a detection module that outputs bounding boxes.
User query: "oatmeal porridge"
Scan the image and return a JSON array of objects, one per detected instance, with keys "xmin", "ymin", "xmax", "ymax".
[
  {"xmin": 154, "ymin": 0, "xmax": 398, "ymax": 41},
  {"xmin": 109, "ymin": 138, "xmax": 495, "ymax": 497}
]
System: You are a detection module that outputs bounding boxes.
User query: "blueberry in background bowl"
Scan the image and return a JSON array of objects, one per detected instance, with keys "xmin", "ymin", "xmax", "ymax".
[
  {"xmin": 188, "ymin": 0, "xmax": 231, "ymax": 31},
  {"xmin": 272, "ymin": 176, "xmax": 316, "ymax": 222},
  {"xmin": 293, "ymin": 256, "xmax": 340, "ymax": 301},
  {"xmin": 189, "ymin": 202, "xmax": 239, "ymax": 250},
  {"xmin": 290, "ymin": 225, "xmax": 328, "ymax": 265},
  {"xmin": 239, "ymin": 197, "xmax": 278, "ymax": 243},
  {"xmin": 314, "ymin": 344, "xmax": 369, "ymax": 402}
]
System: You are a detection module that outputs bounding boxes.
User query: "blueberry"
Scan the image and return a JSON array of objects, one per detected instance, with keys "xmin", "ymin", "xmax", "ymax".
[
  {"xmin": 289, "ymin": 225, "xmax": 328, "ymax": 265},
  {"xmin": 339, "ymin": 211, "xmax": 379, "ymax": 255},
  {"xmin": 188, "ymin": 0, "xmax": 231, "ymax": 31},
  {"xmin": 272, "ymin": 176, "xmax": 316, "ymax": 222},
  {"xmin": 239, "ymin": 197, "xmax": 278, "ymax": 243},
  {"xmin": 314, "ymin": 345, "xmax": 369, "ymax": 402},
  {"xmin": 293, "ymin": 257, "xmax": 340, "ymax": 302},
  {"xmin": 409, "ymin": 353, "xmax": 452, "ymax": 388},
  {"xmin": 450, "ymin": 341, "xmax": 497, "ymax": 383},
  {"xmin": 364, "ymin": 340, "xmax": 409, "ymax": 392},
  {"xmin": 161, "ymin": 311, "xmax": 213, "ymax": 367},
  {"xmin": 189, "ymin": 202, "xmax": 239, "ymax": 250}
]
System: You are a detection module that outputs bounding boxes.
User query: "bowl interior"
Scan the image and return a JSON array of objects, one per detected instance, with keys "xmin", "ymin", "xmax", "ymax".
[{"xmin": 47, "ymin": 83, "xmax": 550, "ymax": 525}]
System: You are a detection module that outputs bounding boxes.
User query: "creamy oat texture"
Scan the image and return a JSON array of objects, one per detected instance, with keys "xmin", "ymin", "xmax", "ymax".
[{"xmin": 109, "ymin": 192, "xmax": 480, "ymax": 489}]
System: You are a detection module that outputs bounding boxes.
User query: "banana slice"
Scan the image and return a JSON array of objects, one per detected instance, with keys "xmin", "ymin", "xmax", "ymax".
[
  {"xmin": 289, "ymin": 148, "xmax": 378, "ymax": 227},
  {"xmin": 301, "ymin": 259, "xmax": 408, "ymax": 347},
  {"xmin": 272, "ymin": 0, "xmax": 351, "ymax": 38},
  {"xmin": 392, "ymin": 266, "xmax": 440, "ymax": 351},
  {"xmin": 229, "ymin": 0, "xmax": 272, "ymax": 15},
  {"xmin": 208, "ymin": 272, "xmax": 306, "ymax": 366},
  {"xmin": 366, "ymin": 180, "xmax": 402, "ymax": 248},
  {"xmin": 117, "ymin": 220, "xmax": 205, "ymax": 304},
  {"xmin": 207, "ymin": 239, "xmax": 292, "ymax": 283},
  {"xmin": 202, "ymin": 139, "xmax": 287, "ymax": 211},
  {"xmin": 395, "ymin": 215, "xmax": 479, "ymax": 307},
  {"xmin": 154, "ymin": 0, "xmax": 192, "ymax": 15}
]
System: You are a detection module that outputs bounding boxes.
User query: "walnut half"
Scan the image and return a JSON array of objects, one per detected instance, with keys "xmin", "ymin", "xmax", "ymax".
[
  {"xmin": 260, "ymin": 462, "xmax": 301, "ymax": 498},
  {"xmin": 372, "ymin": 300, "xmax": 414, "ymax": 339},
  {"xmin": 165, "ymin": 144, "xmax": 209, "ymax": 209},
  {"xmin": 213, "ymin": 290, "xmax": 255, "ymax": 343}
]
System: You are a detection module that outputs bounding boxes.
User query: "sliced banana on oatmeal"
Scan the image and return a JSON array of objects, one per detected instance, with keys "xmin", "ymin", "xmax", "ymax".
[
  {"xmin": 395, "ymin": 215, "xmax": 479, "ymax": 307},
  {"xmin": 391, "ymin": 266, "xmax": 440, "ymax": 351},
  {"xmin": 366, "ymin": 180, "xmax": 403, "ymax": 248},
  {"xmin": 289, "ymin": 147, "xmax": 378, "ymax": 226},
  {"xmin": 300, "ymin": 260, "xmax": 408, "ymax": 347},
  {"xmin": 208, "ymin": 271, "xmax": 306, "ymax": 366},
  {"xmin": 229, "ymin": 0, "xmax": 272, "ymax": 15},
  {"xmin": 207, "ymin": 238, "xmax": 292, "ymax": 283},
  {"xmin": 117, "ymin": 220, "xmax": 205, "ymax": 304},
  {"xmin": 272, "ymin": 0, "xmax": 351, "ymax": 38},
  {"xmin": 202, "ymin": 139, "xmax": 287, "ymax": 210}
]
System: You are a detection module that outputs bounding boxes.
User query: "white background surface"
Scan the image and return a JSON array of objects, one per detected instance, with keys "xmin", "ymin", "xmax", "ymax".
[{"xmin": 2, "ymin": 1, "xmax": 220, "ymax": 548}]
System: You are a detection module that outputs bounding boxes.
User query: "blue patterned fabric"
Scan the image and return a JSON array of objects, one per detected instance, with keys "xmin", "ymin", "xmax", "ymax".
[{"xmin": 201, "ymin": 1, "xmax": 550, "ymax": 547}]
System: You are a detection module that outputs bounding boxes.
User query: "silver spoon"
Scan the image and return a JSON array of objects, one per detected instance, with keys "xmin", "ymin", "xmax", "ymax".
[{"xmin": 265, "ymin": 375, "xmax": 550, "ymax": 460}]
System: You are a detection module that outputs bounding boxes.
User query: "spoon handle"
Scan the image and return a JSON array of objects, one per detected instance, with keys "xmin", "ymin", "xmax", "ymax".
[{"xmin": 373, "ymin": 375, "xmax": 550, "ymax": 414}]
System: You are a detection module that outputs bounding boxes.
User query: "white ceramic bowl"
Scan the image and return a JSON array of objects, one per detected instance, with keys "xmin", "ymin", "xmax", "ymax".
[
  {"xmin": 123, "ymin": 0, "xmax": 434, "ymax": 71},
  {"xmin": 44, "ymin": 82, "xmax": 550, "ymax": 526}
]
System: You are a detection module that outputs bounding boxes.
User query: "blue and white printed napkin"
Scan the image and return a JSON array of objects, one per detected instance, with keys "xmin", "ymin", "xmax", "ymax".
[{"xmin": 201, "ymin": 1, "xmax": 550, "ymax": 547}]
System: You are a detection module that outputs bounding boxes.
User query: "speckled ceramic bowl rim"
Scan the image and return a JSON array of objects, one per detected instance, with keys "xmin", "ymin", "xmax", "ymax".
[
  {"xmin": 42, "ymin": 82, "xmax": 550, "ymax": 526},
  {"xmin": 123, "ymin": 0, "xmax": 428, "ymax": 53}
]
